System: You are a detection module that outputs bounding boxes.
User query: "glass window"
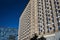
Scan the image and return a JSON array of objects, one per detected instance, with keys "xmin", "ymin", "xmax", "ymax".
[
  {"xmin": 38, "ymin": 21, "xmax": 40, "ymax": 23},
  {"xmin": 39, "ymin": 14, "xmax": 41, "ymax": 16},
  {"xmin": 38, "ymin": 17, "xmax": 40, "ymax": 19},
  {"xmin": 38, "ymin": 8, "xmax": 41, "ymax": 9},
  {"xmin": 58, "ymin": 10, "xmax": 60, "ymax": 13},
  {"xmin": 39, "ymin": 28, "xmax": 40, "ymax": 35},
  {"xmin": 48, "ymin": 14, "xmax": 50, "ymax": 16},
  {"xmin": 47, "ymin": 7, "xmax": 49, "ymax": 9},
  {"xmin": 55, "ymin": 9, "xmax": 57, "ymax": 12},
  {"xmin": 38, "ymin": 2, "xmax": 41, "ymax": 3},
  {"xmin": 52, "ymin": 19, "xmax": 54, "ymax": 23},
  {"xmin": 47, "ymin": 26, "xmax": 49, "ymax": 28},
  {"xmin": 45, "ymin": 0, "xmax": 48, "ymax": 2},
  {"xmin": 45, "ymin": 10, "xmax": 49, "ymax": 13},
  {"xmin": 48, "ymin": 18, "xmax": 51, "ymax": 20},
  {"xmin": 55, "ymin": 0, "xmax": 58, "ymax": 1},
  {"xmin": 53, "ymin": 28, "xmax": 55, "ymax": 32},
  {"xmin": 57, "ymin": 18, "xmax": 59, "ymax": 21},
  {"xmin": 58, "ymin": 22, "xmax": 60, "ymax": 26},
  {"xmin": 50, "ymin": 27, "xmax": 52, "ymax": 30},
  {"xmin": 40, "ymin": 26, "xmax": 42, "ymax": 28},
  {"xmin": 59, "ymin": 38, "xmax": 60, "ymax": 40},
  {"xmin": 58, "ymin": 6, "xmax": 60, "ymax": 8},
  {"xmin": 47, "ymin": 29, "xmax": 49, "ymax": 33},
  {"xmin": 38, "ymin": 25, "xmax": 40, "ymax": 27},
  {"xmin": 41, "ymin": 30, "xmax": 42, "ymax": 32},
  {"xmin": 38, "ymin": 5, "xmax": 41, "ymax": 6},
  {"xmin": 46, "ymin": 4, "xmax": 49, "ymax": 5},
  {"xmin": 57, "ymin": 2, "xmax": 59, "ymax": 4},
  {"xmin": 58, "ymin": 26, "xmax": 60, "ymax": 30},
  {"xmin": 40, "ymin": 18, "xmax": 42, "ymax": 20}
]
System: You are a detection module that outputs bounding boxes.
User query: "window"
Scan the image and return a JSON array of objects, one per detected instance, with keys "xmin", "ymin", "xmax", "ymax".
[
  {"xmin": 40, "ymin": 26, "xmax": 42, "ymax": 28},
  {"xmin": 58, "ymin": 6, "xmax": 60, "ymax": 8},
  {"xmin": 52, "ymin": 19, "xmax": 54, "ymax": 23},
  {"xmin": 38, "ymin": 2, "xmax": 41, "ymax": 3},
  {"xmin": 45, "ymin": 10, "xmax": 49, "ymax": 13},
  {"xmin": 47, "ymin": 29, "xmax": 49, "ymax": 33},
  {"xmin": 55, "ymin": 9, "xmax": 57, "ymax": 12},
  {"xmin": 55, "ymin": 0, "xmax": 58, "ymax": 1},
  {"xmin": 47, "ymin": 26, "xmax": 49, "ymax": 28},
  {"xmin": 46, "ymin": 4, "xmax": 49, "ymax": 5},
  {"xmin": 48, "ymin": 18, "xmax": 51, "ymax": 20},
  {"xmin": 50, "ymin": 27, "xmax": 52, "ymax": 30},
  {"xmin": 57, "ymin": 18, "xmax": 59, "ymax": 21},
  {"xmin": 38, "ymin": 14, "xmax": 42, "ymax": 16},
  {"xmin": 39, "ymin": 28, "xmax": 40, "ymax": 35},
  {"xmin": 43, "ymin": 31, "xmax": 45, "ymax": 34},
  {"xmin": 40, "ymin": 14, "xmax": 41, "ymax": 16},
  {"xmin": 58, "ymin": 22, "xmax": 60, "ymax": 30},
  {"xmin": 45, "ymin": 0, "xmax": 48, "ymax": 2},
  {"xmin": 57, "ymin": 2, "xmax": 59, "ymax": 4},
  {"xmin": 41, "ymin": 30, "xmax": 42, "ymax": 32},
  {"xmin": 43, "ymin": 23, "xmax": 44, "ymax": 26},
  {"xmin": 38, "ymin": 17, "xmax": 40, "ymax": 19},
  {"xmin": 39, "ymin": 11, "xmax": 41, "ymax": 13},
  {"xmin": 49, "ymin": 1, "xmax": 51, "ymax": 3},
  {"xmin": 47, "ymin": 22, "xmax": 51, "ymax": 25},
  {"xmin": 48, "ymin": 14, "xmax": 50, "ymax": 16},
  {"xmin": 47, "ymin": 7, "xmax": 49, "ymax": 9},
  {"xmin": 38, "ymin": 21, "xmax": 40, "ymax": 23},
  {"xmin": 59, "ymin": 38, "xmax": 60, "ymax": 40},
  {"xmin": 58, "ymin": 10, "xmax": 60, "ymax": 13},
  {"xmin": 40, "ymin": 18, "xmax": 42, "ymax": 20},
  {"xmin": 46, "ymin": 18, "xmax": 48, "ymax": 21},
  {"xmin": 53, "ymin": 28, "xmax": 55, "ymax": 32},
  {"xmin": 38, "ymin": 5, "xmax": 41, "ymax": 6},
  {"xmin": 58, "ymin": 22, "xmax": 60, "ymax": 26},
  {"xmin": 54, "ymin": 1, "xmax": 56, "ymax": 4},
  {"xmin": 38, "ymin": 10, "xmax": 41, "ymax": 13},
  {"xmin": 53, "ymin": 24, "xmax": 55, "ymax": 28}
]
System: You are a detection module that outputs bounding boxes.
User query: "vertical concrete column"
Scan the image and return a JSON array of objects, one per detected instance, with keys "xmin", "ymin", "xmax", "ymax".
[{"xmin": 34, "ymin": 0, "xmax": 39, "ymax": 35}]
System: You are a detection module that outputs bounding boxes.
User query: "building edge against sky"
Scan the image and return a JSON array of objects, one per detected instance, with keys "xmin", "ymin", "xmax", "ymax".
[{"xmin": 18, "ymin": 0, "xmax": 60, "ymax": 40}]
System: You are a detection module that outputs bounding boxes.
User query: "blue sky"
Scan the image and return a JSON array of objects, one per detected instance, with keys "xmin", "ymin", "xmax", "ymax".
[{"xmin": 0, "ymin": 0, "xmax": 29, "ymax": 28}]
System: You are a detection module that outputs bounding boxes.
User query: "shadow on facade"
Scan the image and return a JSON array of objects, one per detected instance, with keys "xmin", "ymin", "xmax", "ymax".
[
  {"xmin": 30, "ymin": 33, "xmax": 46, "ymax": 40},
  {"xmin": 38, "ymin": 36, "xmax": 46, "ymax": 40}
]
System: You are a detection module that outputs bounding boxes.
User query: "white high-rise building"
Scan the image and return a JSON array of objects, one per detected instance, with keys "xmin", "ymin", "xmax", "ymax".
[{"xmin": 18, "ymin": 0, "xmax": 60, "ymax": 40}]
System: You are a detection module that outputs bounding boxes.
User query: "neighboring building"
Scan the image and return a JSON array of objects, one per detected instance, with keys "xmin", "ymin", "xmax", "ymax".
[
  {"xmin": 55, "ymin": 31, "xmax": 60, "ymax": 40},
  {"xmin": 44, "ymin": 31, "xmax": 60, "ymax": 40},
  {"xmin": 18, "ymin": 0, "xmax": 60, "ymax": 40},
  {"xmin": 0, "ymin": 26, "xmax": 18, "ymax": 40}
]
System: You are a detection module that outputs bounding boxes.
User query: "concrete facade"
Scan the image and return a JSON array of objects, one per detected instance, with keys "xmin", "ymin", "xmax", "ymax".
[{"xmin": 18, "ymin": 0, "xmax": 60, "ymax": 40}]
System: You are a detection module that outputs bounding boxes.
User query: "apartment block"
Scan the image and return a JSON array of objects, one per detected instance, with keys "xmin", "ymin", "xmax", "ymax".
[{"xmin": 18, "ymin": 0, "xmax": 60, "ymax": 40}]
